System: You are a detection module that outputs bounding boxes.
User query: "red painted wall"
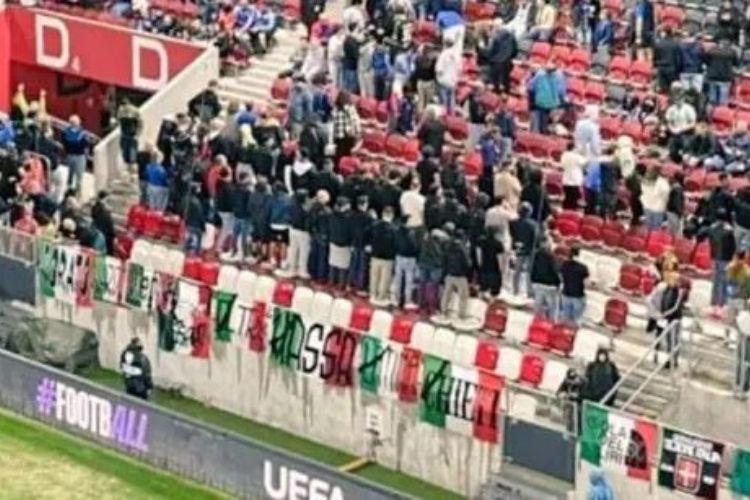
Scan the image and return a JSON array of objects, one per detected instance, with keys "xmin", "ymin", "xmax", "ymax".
[{"xmin": 0, "ymin": 10, "xmax": 11, "ymax": 113}]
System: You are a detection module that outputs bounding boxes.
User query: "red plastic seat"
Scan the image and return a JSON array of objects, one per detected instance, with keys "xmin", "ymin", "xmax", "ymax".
[
  {"xmin": 528, "ymin": 317, "xmax": 553, "ymax": 349},
  {"xmin": 712, "ymin": 106, "xmax": 735, "ymax": 134},
  {"xmin": 546, "ymin": 138, "xmax": 568, "ymax": 163},
  {"xmin": 385, "ymin": 134, "xmax": 406, "ymax": 160},
  {"xmin": 549, "ymin": 323, "xmax": 576, "ymax": 355},
  {"xmin": 350, "ymin": 302, "xmax": 374, "ymax": 331},
  {"xmin": 619, "ymin": 263, "xmax": 643, "ymax": 293},
  {"xmin": 444, "ymin": 115, "xmax": 469, "ymax": 141},
  {"xmin": 567, "ymin": 77, "xmax": 586, "ymax": 105},
  {"xmin": 127, "ymin": 204, "xmax": 147, "ymax": 234},
  {"xmin": 375, "ymin": 101, "xmax": 390, "ymax": 125},
  {"xmin": 641, "ymin": 271, "xmax": 657, "ymax": 295},
  {"xmin": 620, "ymin": 227, "xmax": 649, "ymax": 255},
  {"xmin": 474, "ymin": 340, "xmax": 499, "ymax": 370},
  {"xmin": 608, "ymin": 56, "xmax": 631, "ymax": 81},
  {"xmin": 338, "ymin": 156, "xmax": 361, "ymax": 177},
  {"xmin": 580, "ymin": 215, "xmax": 604, "ymax": 243},
  {"xmin": 660, "ymin": 5, "xmax": 684, "ymax": 29},
  {"xmin": 584, "ymin": 81, "xmax": 606, "ymax": 104},
  {"xmin": 645, "ymin": 229, "xmax": 674, "ymax": 259},
  {"xmin": 629, "ymin": 59, "xmax": 653, "ymax": 87},
  {"xmin": 183, "ymin": 257, "xmax": 202, "ymax": 280},
  {"xmin": 544, "ymin": 169, "xmax": 564, "ymax": 198},
  {"xmin": 604, "ymin": 298, "xmax": 628, "ymax": 333},
  {"xmin": 270, "ymin": 78, "xmax": 291, "ymax": 102},
  {"xmin": 549, "ymin": 45, "xmax": 571, "ymax": 67},
  {"xmin": 362, "ymin": 131, "xmax": 387, "ymax": 155},
  {"xmin": 600, "ymin": 116, "xmax": 622, "ymax": 140},
  {"xmin": 621, "ymin": 120, "xmax": 644, "ymax": 143},
  {"xmin": 199, "ymin": 260, "xmax": 220, "ymax": 286},
  {"xmin": 413, "ymin": 19, "xmax": 438, "ymax": 43},
  {"xmin": 567, "ymin": 48, "xmax": 591, "ymax": 73},
  {"xmin": 529, "ymin": 42, "xmax": 552, "ymax": 65},
  {"xmin": 520, "ymin": 354, "xmax": 545, "ymax": 387},
  {"xmin": 113, "ymin": 234, "xmax": 133, "ymax": 260},
  {"xmin": 402, "ymin": 138, "xmax": 420, "ymax": 164},
  {"xmin": 143, "ymin": 210, "xmax": 163, "ymax": 238},
  {"xmin": 555, "ymin": 210, "xmax": 583, "ymax": 238},
  {"xmin": 602, "ymin": 0, "xmax": 623, "ymax": 16},
  {"xmin": 674, "ymin": 237, "xmax": 696, "ymax": 265},
  {"xmin": 685, "ymin": 169, "xmax": 706, "ymax": 192},
  {"xmin": 390, "ymin": 314, "xmax": 415, "ymax": 344},
  {"xmin": 463, "ymin": 152, "xmax": 483, "ymax": 177},
  {"xmin": 273, "ymin": 281, "xmax": 295, "ymax": 307},
  {"xmin": 736, "ymin": 78, "xmax": 750, "ymax": 108},
  {"xmin": 601, "ymin": 219, "xmax": 625, "ymax": 248},
  {"xmin": 357, "ymin": 96, "xmax": 378, "ymax": 121},
  {"xmin": 510, "ymin": 66, "xmax": 528, "ymax": 89},
  {"xmin": 484, "ymin": 301, "xmax": 508, "ymax": 336},
  {"xmin": 691, "ymin": 241, "xmax": 711, "ymax": 274}
]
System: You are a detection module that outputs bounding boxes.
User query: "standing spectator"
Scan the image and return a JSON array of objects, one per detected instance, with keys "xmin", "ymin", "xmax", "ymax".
[
  {"xmin": 232, "ymin": 173, "xmax": 254, "ymax": 260},
  {"xmin": 189, "ymin": 80, "xmax": 222, "ymax": 123},
  {"xmin": 184, "ymin": 186, "xmax": 206, "ymax": 254},
  {"xmin": 574, "ymin": 105, "xmax": 602, "ymax": 159},
  {"xmin": 666, "ymin": 172, "xmax": 685, "ymax": 236},
  {"xmin": 286, "ymin": 189, "xmax": 312, "ymax": 279},
  {"xmin": 530, "ymin": 240, "xmax": 560, "ymax": 319},
  {"xmin": 466, "ymin": 83, "xmax": 488, "ymax": 150},
  {"xmin": 631, "ymin": 0, "xmax": 655, "ymax": 60},
  {"xmin": 371, "ymin": 35, "xmax": 392, "ymax": 101},
  {"xmin": 328, "ymin": 197, "xmax": 352, "ymax": 289},
  {"xmin": 268, "ymin": 182, "xmax": 292, "ymax": 268},
  {"xmin": 342, "ymin": 24, "xmax": 362, "ymax": 94},
  {"xmin": 308, "ymin": 189, "xmax": 331, "ymax": 282},
  {"xmin": 248, "ymin": 179, "xmax": 273, "ymax": 262},
  {"xmin": 495, "ymin": 162, "xmax": 522, "ymax": 210},
  {"xmin": 717, "ymin": 0, "xmax": 742, "ymax": 44},
  {"xmin": 440, "ymin": 228, "xmax": 472, "ymax": 322},
  {"xmin": 413, "ymin": 44, "xmax": 437, "ymax": 111},
  {"xmin": 487, "ymin": 19, "xmax": 517, "ymax": 92},
  {"xmin": 707, "ymin": 173, "xmax": 734, "ymax": 222},
  {"xmin": 391, "ymin": 221, "xmax": 419, "ymax": 308},
  {"xmin": 735, "ymin": 187, "xmax": 750, "ymax": 252},
  {"xmin": 118, "ymin": 97, "xmax": 142, "ymax": 175},
  {"xmin": 400, "ymin": 176, "xmax": 425, "ymax": 228},
  {"xmin": 349, "ymin": 195, "xmax": 374, "ymax": 293},
  {"xmin": 561, "ymin": 142, "xmax": 586, "ymax": 209},
  {"xmin": 418, "ymin": 227, "xmax": 446, "ymax": 315},
  {"xmin": 495, "ymin": 95, "xmax": 517, "ymax": 162},
  {"xmin": 520, "ymin": 168, "xmax": 551, "ymax": 227},
  {"xmin": 528, "ymin": 63, "xmax": 566, "ymax": 134},
  {"xmin": 510, "ymin": 202, "xmax": 538, "ymax": 297},
  {"xmin": 120, "ymin": 338, "xmax": 152, "ymax": 400},
  {"xmin": 679, "ymin": 34, "xmax": 704, "ymax": 92},
  {"xmin": 435, "ymin": 38, "xmax": 461, "ymax": 113},
  {"xmin": 359, "ymin": 33, "xmax": 376, "ymax": 98},
  {"xmin": 332, "ymin": 91, "xmax": 362, "ymax": 163},
  {"xmin": 703, "ymin": 210, "xmax": 737, "ymax": 316},
  {"xmin": 665, "ymin": 88, "xmax": 697, "ymax": 162},
  {"xmin": 652, "ymin": 27, "xmax": 682, "ymax": 92},
  {"xmin": 646, "ymin": 271, "xmax": 686, "ymax": 368},
  {"xmin": 301, "ymin": 0, "xmax": 324, "ymax": 39},
  {"xmin": 557, "ymin": 368, "xmax": 585, "ymax": 434},
  {"xmin": 418, "ymin": 110, "xmax": 447, "ymax": 160},
  {"xmin": 704, "ymin": 38, "xmax": 738, "ymax": 106},
  {"xmin": 584, "ymin": 347, "xmax": 620, "ymax": 406},
  {"xmin": 216, "ymin": 168, "xmax": 236, "ymax": 254},
  {"xmin": 288, "ymin": 75, "xmax": 313, "ymax": 139},
  {"xmin": 369, "ymin": 205, "xmax": 397, "ymax": 306},
  {"xmin": 640, "ymin": 167, "xmax": 671, "ymax": 229},
  {"xmin": 726, "ymin": 252, "xmax": 750, "ymax": 344},
  {"xmin": 285, "ymin": 148, "xmax": 316, "ymax": 195},
  {"xmin": 61, "ymin": 115, "xmax": 89, "ymax": 194},
  {"xmin": 560, "ymin": 245, "xmax": 590, "ymax": 325},
  {"xmin": 527, "ymin": 0, "xmax": 557, "ymax": 41},
  {"xmin": 592, "ymin": 10, "xmax": 614, "ymax": 54},
  {"xmin": 91, "ymin": 190, "xmax": 115, "ymax": 255},
  {"xmin": 145, "ymin": 152, "xmax": 169, "ymax": 212},
  {"xmin": 478, "ymin": 226, "xmax": 504, "ymax": 299}
]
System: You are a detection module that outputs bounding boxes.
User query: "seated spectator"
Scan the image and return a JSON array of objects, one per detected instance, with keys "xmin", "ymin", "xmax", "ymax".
[
  {"xmin": 684, "ymin": 121, "xmax": 724, "ymax": 170},
  {"xmin": 665, "ymin": 89, "xmax": 697, "ymax": 162},
  {"xmin": 724, "ymin": 122, "xmax": 750, "ymax": 174}
]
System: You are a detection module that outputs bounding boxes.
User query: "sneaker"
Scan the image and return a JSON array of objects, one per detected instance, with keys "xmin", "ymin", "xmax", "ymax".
[{"xmin": 404, "ymin": 302, "xmax": 418, "ymax": 311}]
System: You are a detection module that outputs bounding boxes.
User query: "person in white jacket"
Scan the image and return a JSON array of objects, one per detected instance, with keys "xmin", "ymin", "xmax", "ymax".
[
  {"xmin": 435, "ymin": 37, "xmax": 461, "ymax": 113},
  {"xmin": 301, "ymin": 39, "xmax": 326, "ymax": 83},
  {"xmin": 640, "ymin": 168, "xmax": 671, "ymax": 229},
  {"xmin": 327, "ymin": 27, "xmax": 346, "ymax": 89}
]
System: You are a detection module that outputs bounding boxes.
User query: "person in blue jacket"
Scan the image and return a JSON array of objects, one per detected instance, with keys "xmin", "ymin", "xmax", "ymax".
[
  {"xmin": 587, "ymin": 469, "xmax": 614, "ymax": 500},
  {"xmin": 61, "ymin": 115, "xmax": 90, "ymax": 194},
  {"xmin": 0, "ymin": 119, "xmax": 15, "ymax": 149}
]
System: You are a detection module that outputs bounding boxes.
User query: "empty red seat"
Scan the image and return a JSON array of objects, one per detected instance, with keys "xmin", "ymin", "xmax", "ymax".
[
  {"xmin": 600, "ymin": 116, "xmax": 622, "ymax": 140},
  {"xmin": 270, "ymin": 78, "xmax": 291, "ymax": 102},
  {"xmin": 413, "ymin": 20, "xmax": 438, "ymax": 43},
  {"xmin": 183, "ymin": 257, "xmax": 202, "ymax": 280},
  {"xmin": 549, "ymin": 323, "xmax": 576, "ymax": 355},
  {"xmin": 375, "ymin": 101, "xmax": 389, "ymax": 124},
  {"xmin": 529, "ymin": 42, "xmax": 552, "ymax": 65},
  {"xmin": 544, "ymin": 169, "xmax": 564, "ymax": 197},
  {"xmin": 674, "ymin": 237, "xmax": 696, "ymax": 265},
  {"xmin": 357, "ymin": 97, "xmax": 378, "ymax": 120},
  {"xmin": 338, "ymin": 156, "xmax": 361, "ymax": 177},
  {"xmin": 691, "ymin": 241, "xmax": 711, "ymax": 274},
  {"xmin": 273, "ymin": 281, "xmax": 295, "ymax": 307},
  {"xmin": 484, "ymin": 301, "xmax": 508, "ymax": 336},
  {"xmin": 199, "ymin": 260, "xmax": 220, "ymax": 285},
  {"xmin": 567, "ymin": 77, "xmax": 586, "ymax": 105},
  {"xmin": 712, "ymin": 106, "xmax": 735, "ymax": 134},
  {"xmin": 362, "ymin": 131, "xmax": 387, "ymax": 155},
  {"xmin": 660, "ymin": 5, "xmax": 684, "ymax": 29},
  {"xmin": 629, "ymin": 60, "xmax": 653, "ymax": 86},
  {"xmin": 621, "ymin": 120, "xmax": 644, "ymax": 143},
  {"xmin": 604, "ymin": 298, "xmax": 628, "ymax": 333},
  {"xmin": 390, "ymin": 314, "xmax": 415, "ymax": 344},
  {"xmin": 160, "ymin": 214, "xmax": 184, "ymax": 244},
  {"xmin": 350, "ymin": 302, "xmax": 373, "ymax": 331},
  {"xmin": 555, "ymin": 210, "xmax": 583, "ymax": 238},
  {"xmin": 402, "ymin": 138, "xmax": 420, "ymax": 164},
  {"xmin": 601, "ymin": 219, "xmax": 625, "ymax": 248},
  {"xmin": 127, "ymin": 204, "xmax": 147, "ymax": 234},
  {"xmin": 549, "ymin": 45, "xmax": 570, "ymax": 67},
  {"xmin": 475, "ymin": 340, "xmax": 499, "ymax": 370},
  {"xmin": 444, "ymin": 115, "xmax": 469, "ymax": 141},
  {"xmin": 463, "ymin": 152, "xmax": 483, "ymax": 177},
  {"xmin": 608, "ymin": 56, "xmax": 630, "ymax": 81},
  {"xmin": 645, "ymin": 229, "xmax": 674, "ymax": 259},
  {"xmin": 567, "ymin": 48, "xmax": 591, "ymax": 73},
  {"xmin": 385, "ymin": 134, "xmax": 406, "ymax": 160},
  {"xmin": 528, "ymin": 317, "xmax": 553, "ymax": 349},
  {"xmin": 143, "ymin": 210, "xmax": 163, "ymax": 238},
  {"xmin": 580, "ymin": 215, "xmax": 604, "ymax": 243},
  {"xmin": 736, "ymin": 78, "xmax": 750, "ymax": 108},
  {"xmin": 584, "ymin": 81, "xmax": 606, "ymax": 104},
  {"xmin": 641, "ymin": 271, "xmax": 657, "ymax": 295},
  {"xmin": 619, "ymin": 263, "xmax": 643, "ymax": 293},
  {"xmin": 685, "ymin": 169, "xmax": 706, "ymax": 192},
  {"xmin": 520, "ymin": 354, "xmax": 545, "ymax": 386},
  {"xmin": 620, "ymin": 227, "xmax": 649, "ymax": 254}
]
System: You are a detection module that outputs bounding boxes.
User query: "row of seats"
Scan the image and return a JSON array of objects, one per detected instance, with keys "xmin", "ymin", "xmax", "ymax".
[{"xmin": 126, "ymin": 205, "xmax": 186, "ymax": 243}]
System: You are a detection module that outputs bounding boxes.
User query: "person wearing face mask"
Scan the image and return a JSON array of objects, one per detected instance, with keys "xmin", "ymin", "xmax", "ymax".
[
  {"xmin": 584, "ymin": 347, "xmax": 620, "ymax": 407},
  {"xmin": 557, "ymin": 368, "xmax": 584, "ymax": 434},
  {"xmin": 647, "ymin": 271, "xmax": 686, "ymax": 369}
]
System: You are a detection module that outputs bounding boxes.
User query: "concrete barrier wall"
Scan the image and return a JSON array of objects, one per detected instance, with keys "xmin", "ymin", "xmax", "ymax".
[{"xmin": 38, "ymin": 297, "xmax": 501, "ymax": 497}]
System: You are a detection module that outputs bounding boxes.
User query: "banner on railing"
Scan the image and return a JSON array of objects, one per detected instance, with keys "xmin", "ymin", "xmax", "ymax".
[
  {"xmin": 657, "ymin": 427, "xmax": 725, "ymax": 499},
  {"xmin": 580, "ymin": 403, "xmax": 658, "ymax": 482}
]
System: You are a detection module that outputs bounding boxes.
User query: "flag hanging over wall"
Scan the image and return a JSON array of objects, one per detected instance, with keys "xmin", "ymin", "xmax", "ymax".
[
  {"xmin": 157, "ymin": 278, "xmax": 211, "ymax": 358},
  {"xmin": 74, "ymin": 249, "xmax": 95, "ymax": 307},
  {"xmin": 213, "ymin": 290, "xmax": 237, "ymax": 342},
  {"xmin": 731, "ymin": 448, "xmax": 750, "ymax": 496},
  {"xmin": 94, "ymin": 255, "xmax": 125, "ymax": 304},
  {"xmin": 658, "ymin": 427, "xmax": 725, "ymax": 499},
  {"xmin": 125, "ymin": 262, "xmax": 156, "ymax": 311},
  {"xmin": 419, "ymin": 354, "xmax": 504, "ymax": 443},
  {"xmin": 581, "ymin": 404, "xmax": 658, "ymax": 481},
  {"xmin": 37, "ymin": 244, "xmax": 96, "ymax": 307},
  {"xmin": 358, "ymin": 335, "xmax": 421, "ymax": 402},
  {"xmin": 37, "ymin": 239, "xmax": 57, "ymax": 298}
]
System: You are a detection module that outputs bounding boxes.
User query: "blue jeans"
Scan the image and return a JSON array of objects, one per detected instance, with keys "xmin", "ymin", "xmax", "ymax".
[
  {"xmin": 233, "ymin": 218, "xmax": 252, "ymax": 255},
  {"xmin": 512, "ymin": 255, "xmax": 533, "ymax": 298},
  {"xmin": 120, "ymin": 135, "xmax": 138, "ymax": 165},
  {"xmin": 707, "ymin": 80, "xmax": 731, "ymax": 106},
  {"xmin": 184, "ymin": 227, "xmax": 203, "ymax": 254},
  {"xmin": 419, "ymin": 264, "xmax": 443, "ymax": 313},
  {"xmin": 349, "ymin": 247, "xmax": 368, "ymax": 291},
  {"xmin": 391, "ymin": 256, "xmax": 417, "ymax": 306},
  {"xmin": 67, "ymin": 154, "xmax": 86, "ymax": 193},
  {"xmin": 437, "ymin": 84, "xmax": 455, "ymax": 114},
  {"xmin": 712, "ymin": 260, "xmax": 729, "ymax": 307},
  {"xmin": 342, "ymin": 69, "xmax": 359, "ymax": 95},
  {"xmin": 533, "ymin": 284, "xmax": 559, "ymax": 320},
  {"xmin": 737, "ymin": 226, "xmax": 750, "ymax": 253},
  {"xmin": 680, "ymin": 73, "xmax": 704, "ymax": 93},
  {"xmin": 531, "ymin": 109, "xmax": 551, "ymax": 134},
  {"xmin": 147, "ymin": 185, "xmax": 169, "ymax": 212},
  {"xmin": 560, "ymin": 296, "xmax": 586, "ymax": 325},
  {"xmin": 309, "ymin": 238, "xmax": 329, "ymax": 282},
  {"xmin": 644, "ymin": 210, "xmax": 665, "ymax": 230}
]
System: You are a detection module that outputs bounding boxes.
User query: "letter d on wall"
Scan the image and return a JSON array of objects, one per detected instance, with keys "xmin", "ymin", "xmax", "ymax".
[
  {"xmin": 132, "ymin": 37, "xmax": 167, "ymax": 91},
  {"xmin": 35, "ymin": 14, "xmax": 69, "ymax": 69}
]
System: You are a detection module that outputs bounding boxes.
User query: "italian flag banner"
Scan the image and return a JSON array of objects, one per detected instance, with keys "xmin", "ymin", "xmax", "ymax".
[
  {"xmin": 731, "ymin": 448, "xmax": 750, "ymax": 496},
  {"xmin": 358, "ymin": 335, "xmax": 421, "ymax": 402},
  {"xmin": 157, "ymin": 278, "xmax": 211, "ymax": 358},
  {"xmin": 52, "ymin": 245, "xmax": 94, "ymax": 307},
  {"xmin": 581, "ymin": 403, "xmax": 658, "ymax": 481},
  {"xmin": 419, "ymin": 355, "xmax": 504, "ymax": 443},
  {"xmin": 37, "ymin": 239, "xmax": 57, "ymax": 298},
  {"xmin": 94, "ymin": 255, "xmax": 125, "ymax": 304},
  {"xmin": 124, "ymin": 262, "xmax": 156, "ymax": 311},
  {"xmin": 213, "ymin": 290, "xmax": 237, "ymax": 342}
]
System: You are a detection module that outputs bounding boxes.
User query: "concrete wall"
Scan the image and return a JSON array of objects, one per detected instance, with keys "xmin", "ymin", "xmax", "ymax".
[{"xmin": 38, "ymin": 297, "xmax": 501, "ymax": 497}]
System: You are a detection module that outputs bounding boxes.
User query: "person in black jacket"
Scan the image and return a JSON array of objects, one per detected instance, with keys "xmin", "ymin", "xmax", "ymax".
[
  {"xmin": 585, "ymin": 347, "xmax": 620, "ymax": 407},
  {"xmin": 391, "ymin": 221, "xmax": 419, "ymax": 308},
  {"xmin": 91, "ymin": 190, "xmax": 115, "ymax": 255},
  {"xmin": 652, "ymin": 27, "xmax": 682, "ymax": 92},
  {"xmin": 510, "ymin": 202, "xmax": 539, "ymax": 297},
  {"xmin": 328, "ymin": 197, "xmax": 352, "ymax": 289},
  {"xmin": 189, "ymin": 81, "xmax": 222, "ymax": 123},
  {"xmin": 309, "ymin": 189, "xmax": 332, "ymax": 283},
  {"xmin": 232, "ymin": 173, "xmax": 254, "ymax": 260},
  {"xmin": 666, "ymin": 172, "xmax": 685, "ymax": 236},
  {"xmin": 705, "ymin": 38, "xmax": 738, "ymax": 106},
  {"xmin": 439, "ymin": 227, "xmax": 472, "ymax": 322},
  {"xmin": 249, "ymin": 180, "xmax": 274, "ymax": 262},
  {"xmin": 417, "ymin": 108, "xmax": 446, "ymax": 159},
  {"xmin": 301, "ymin": 0, "xmax": 325, "ymax": 39},
  {"xmin": 215, "ymin": 169, "xmax": 236, "ymax": 255},
  {"xmin": 701, "ymin": 209, "xmax": 737, "ymax": 311},
  {"xmin": 735, "ymin": 186, "xmax": 750, "ymax": 252},
  {"xmin": 486, "ymin": 19, "xmax": 517, "ymax": 93},
  {"xmin": 520, "ymin": 168, "xmax": 551, "ymax": 226},
  {"xmin": 286, "ymin": 189, "xmax": 312, "ymax": 278},
  {"xmin": 120, "ymin": 337, "xmax": 153, "ymax": 400},
  {"xmin": 478, "ymin": 226, "xmax": 504, "ymax": 298},
  {"xmin": 368, "ymin": 206, "xmax": 397, "ymax": 306},
  {"xmin": 706, "ymin": 174, "xmax": 734, "ymax": 223},
  {"xmin": 349, "ymin": 195, "xmax": 374, "ymax": 293},
  {"xmin": 530, "ymin": 240, "xmax": 560, "ymax": 320},
  {"xmin": 184, "ymin": 186, "xmax": 206, "ymax": 255}
]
